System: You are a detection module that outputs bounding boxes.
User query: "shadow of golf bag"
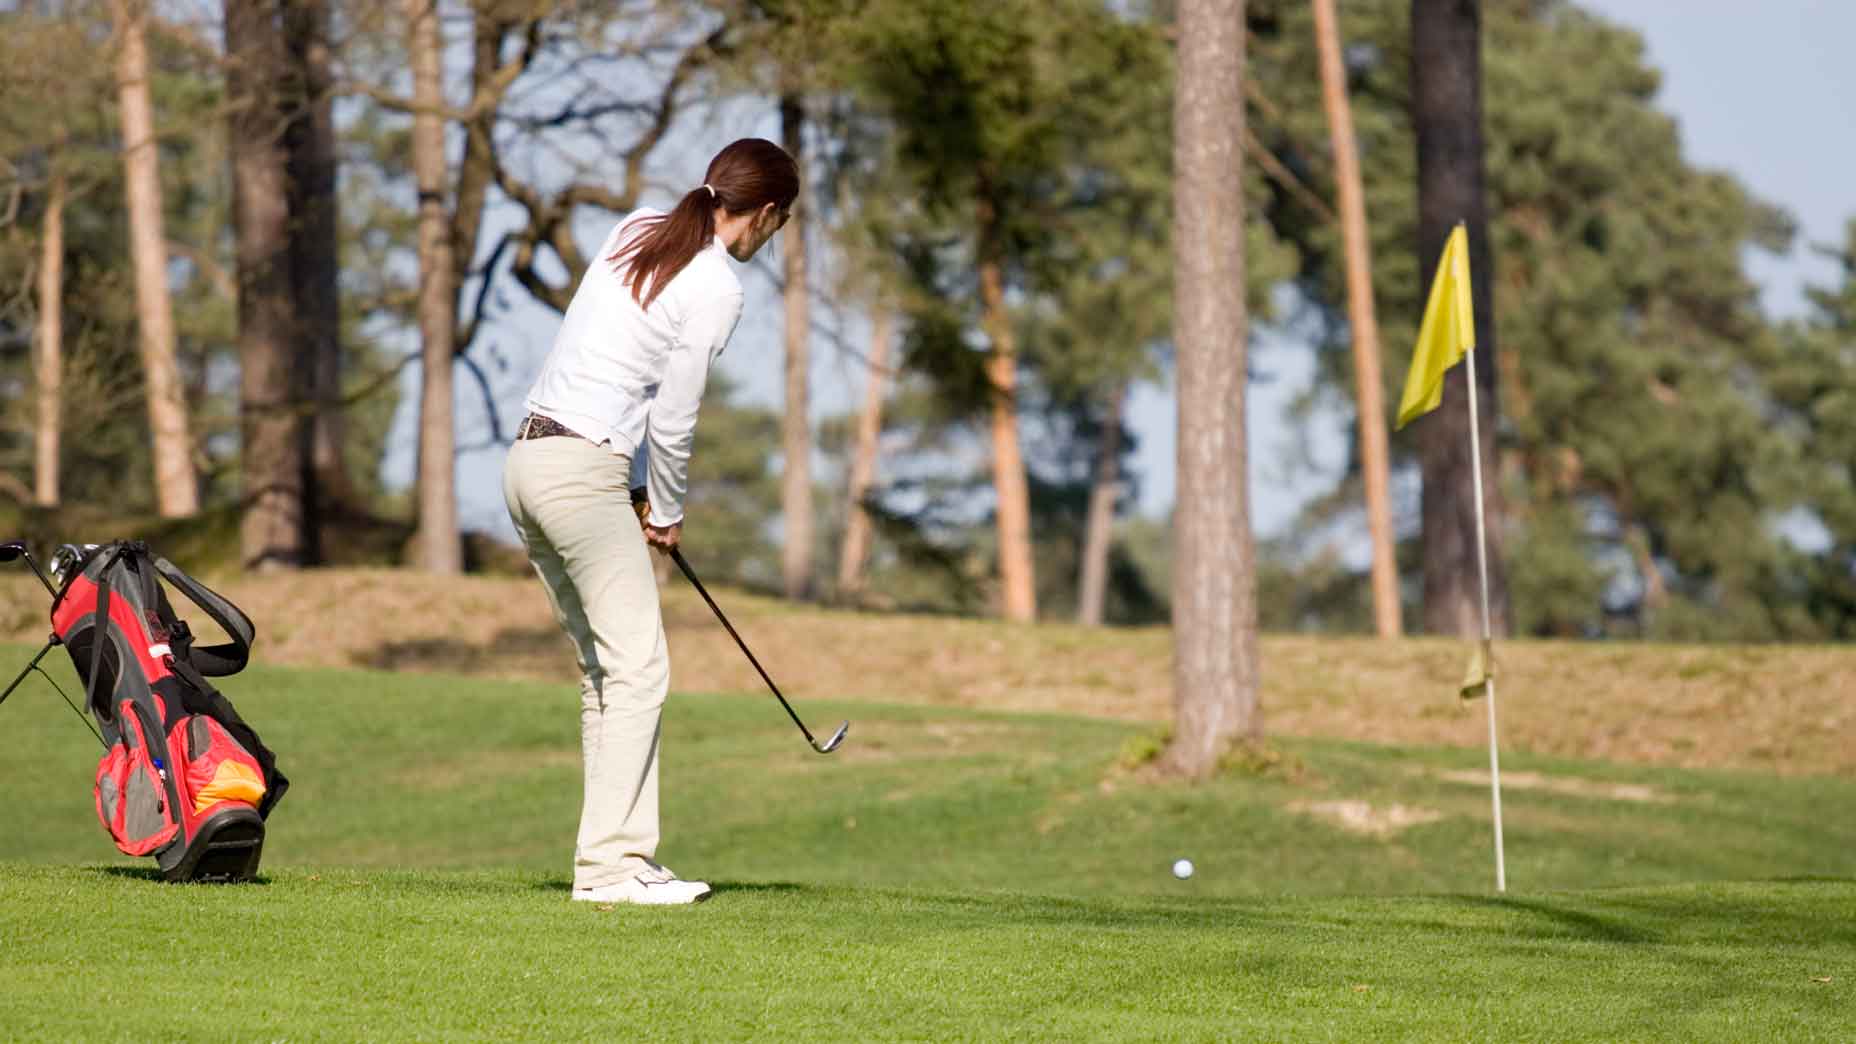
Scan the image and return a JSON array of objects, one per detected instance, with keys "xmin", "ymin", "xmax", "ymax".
[{"xmin": 43, "ymin": 542, "xmax": 288, "ymax": 881}]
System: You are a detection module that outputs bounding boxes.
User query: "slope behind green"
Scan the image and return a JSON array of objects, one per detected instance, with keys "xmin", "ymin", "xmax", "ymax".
[{"xmin": 2, "ymin": 651, "xmax": 1853, "ymax": 897}]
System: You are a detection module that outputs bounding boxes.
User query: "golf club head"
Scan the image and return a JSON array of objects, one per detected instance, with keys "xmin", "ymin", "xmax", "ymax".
[
  {"xmin": 812, "ymin": 720, "xmax": 850, "ymax": 754},
  {"xmin": 0, "ymin": 540, "xmax": 25, "ymax": 563},
  {"xmin": 49, "ymin": 544, "xmax": 96, "ymax": 584}
]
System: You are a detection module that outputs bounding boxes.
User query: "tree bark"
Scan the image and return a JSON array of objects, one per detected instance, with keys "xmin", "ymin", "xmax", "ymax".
[
  {"xmin": 1162, "ymin": 0, "xmax": 1261, "ymax": 777},
  {"xmin": 1313, "ymin": 0, "xmax": 1400, "ymax": 638},
  {"xmin": 34, "ymin": 150, "xmax": 65, "ymax": 508},
  {"xmin": 1076, "ymin": 384, "xmax": 1126, "ymax": 627},
  {"xmin": 226, "ymin": 0, "xmax": 307, "ymax": 569},
  {"xmin": 837, "ymin": 308, "xmax": 892, "ymax": 599},
  {"xmin": 406, "ymin": 0, "xmax": 461, "ymax": 574},
  {"xmin": 284, "ymin": 0, "xmax": 342, "ymax": 561},
  {"xmin": 780, "ymin": 95, "xmax": 814, "ymax": 600},
  {"xmin": 116, "ymin": 0, "xmax": 199, "ymax": 517},
  {"xmin": 975, "ymin": 196, "xmax": 1037, "ymax": 623},
  {"xmin": 1412, "ymin": 0, "xmax": 1509, "ymax": 637}
]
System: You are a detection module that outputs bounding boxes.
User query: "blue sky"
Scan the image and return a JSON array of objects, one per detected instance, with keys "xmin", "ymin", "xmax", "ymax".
[{"xmin": 422, "ymin": 1, "xmax": 1856, "ymax": 545}]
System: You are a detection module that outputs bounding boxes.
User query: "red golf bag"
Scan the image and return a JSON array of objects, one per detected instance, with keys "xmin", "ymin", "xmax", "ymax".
[{"xmin": 14, "ymin": 541, "xmax": 288, "ymax": 881}]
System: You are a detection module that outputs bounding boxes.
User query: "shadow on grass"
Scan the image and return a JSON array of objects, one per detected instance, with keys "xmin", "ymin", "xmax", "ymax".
[
  {"xmin": 528, "ymin": 880, "xmax": 812, "ymax": 897},
  {"xmin": 359, "ymin": 627, "xmax": 569, "ymax": 677},
  {"xmin": 1484, "ymin": 897, "xmax": 1656, "ymax": 943},
  {"xmin": 94, "ymin": 866, "xmax": 272, "ymax": 887},
  {"xmin": 709, "ymin": 881, "xmax": 808, "ymax": 896}
]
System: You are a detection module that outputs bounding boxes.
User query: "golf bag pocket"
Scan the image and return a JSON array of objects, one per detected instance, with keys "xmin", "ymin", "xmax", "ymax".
[
  {"xmin": 172, "ymin": 714, "xmax": 265, "ymax": 816},
  {"xmin": 93, "ymin": 707, "xmax": 179, "ymax": 857}
]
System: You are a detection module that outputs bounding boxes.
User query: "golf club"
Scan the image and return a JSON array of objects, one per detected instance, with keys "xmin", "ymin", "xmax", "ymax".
[
  {"xmin": 669, "ymin": 547, "xmax": 848, "ymax": 754},
  {"xmin": 0, "ymin": 540, "xmax": 56, "ymax": 596}
]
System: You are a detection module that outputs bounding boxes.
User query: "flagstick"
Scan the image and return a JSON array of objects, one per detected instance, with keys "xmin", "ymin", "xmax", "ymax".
[{"xmin": 1463, "ymin": 339, "xmax": 1506, "ymax": 893}]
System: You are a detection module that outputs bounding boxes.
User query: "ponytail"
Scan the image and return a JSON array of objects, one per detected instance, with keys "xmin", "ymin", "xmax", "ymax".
[
  {"xmin": 609, "ymin": 188, "xmax": 718, "ymax": 309},
  {"xmin": 607, "ymin": 138, "xmax": 799, "ymax": 309}
]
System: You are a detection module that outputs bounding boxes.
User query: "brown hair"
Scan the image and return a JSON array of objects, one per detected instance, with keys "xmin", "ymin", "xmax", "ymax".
[{"xmin": 608, "ymin": 138, "xmax": 799, "ymax": 308}]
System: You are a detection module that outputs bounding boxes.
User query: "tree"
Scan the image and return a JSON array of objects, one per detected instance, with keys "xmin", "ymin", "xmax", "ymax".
[
  {"xmin": 844, "ymin": 0, "xmax": 1173, "ymax": 623},
  {"xmin": 284, "ymin": 0, "xmax": 346, "ymax": 547},
  {"xmin": 404, "ymin": 0, "xmax": 460, "ymax": 574},
  {"xmin": 1245, "ymin": 0, "xmax": 1797, "ymax": 638},
  {"xmin": 1162, "ymin": 0, "xmax": 1262, "ymax": 777},
  {"xmin": 1074, "ymin": 383, "xmax": 1125, "ymax": 626},
  {"xmin": 1410, "ymin": 0, "xmax": 1507, "ymax": 636},
  {"xmin": 837, "ymin": 308, "xmax": 892, "ymax": 598},
  {"xmin": 115, "ymin": 0, "xmax": 199, "ymax": 517},
  {"xmin": 226, "ymin": 0, "xmax": 307, "ymax": 568},
  {"xmin": 33, "ymin": 131, "xmax": 65, "ymax": 507},
  {"xmin": 1767, "ymin": 221, "xmax": 1856, "ymax": 638},
  {"xmin": 780, "ymin": 93, "xmax": 814, "ymax": 599},
  {"xmin": 1312, "ymin": 0, "xmax": 1398, "ymax": 637}
]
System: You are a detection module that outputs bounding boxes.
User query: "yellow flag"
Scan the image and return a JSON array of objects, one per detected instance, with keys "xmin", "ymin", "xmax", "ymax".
[
  {"xmin": 1459, "ymin": 639, "xmax": 1494, "ymax": 700},
  {"xmin": 1396, "ymin": 224, "xmax": 1475, "ymax": 429}
]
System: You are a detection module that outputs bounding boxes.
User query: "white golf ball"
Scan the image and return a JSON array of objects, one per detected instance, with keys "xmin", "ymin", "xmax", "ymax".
[{"xmin": 1172, "ymin": 858, "xmax": 1194, "ymax": 880}]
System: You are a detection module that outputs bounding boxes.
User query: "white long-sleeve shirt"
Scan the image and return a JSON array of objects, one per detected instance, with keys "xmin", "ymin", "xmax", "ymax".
[{"xmin": 523, "ymin": 209, "xmax": 744, "ymax": 527}]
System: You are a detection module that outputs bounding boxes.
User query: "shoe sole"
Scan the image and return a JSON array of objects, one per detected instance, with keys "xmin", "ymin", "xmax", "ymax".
[{"xmin": 571, "ymin": 887, "xmax": 713, "ymax": 906}]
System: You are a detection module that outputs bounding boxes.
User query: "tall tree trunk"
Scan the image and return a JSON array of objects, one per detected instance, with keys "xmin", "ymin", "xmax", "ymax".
[
  {"xmin": 115, "ymin": 0, "xmax": 198, "ymax": 517},
  {"xmin": 1162, "ymin": 0, "xmax": 1261, "ymax": 777},
  {"xmin": 226, "ymin": 0, "xmax": 306, "ymax": 569},
  {"xmin": 1313, "ymin": 0, "xmax": 1400, "ymax": 638},
  {"xmin": 1412, "ymin": 0, "xmax": 1508, "ymax": 637},
  {"xmin": 406, "ymin": 0, "xmax": 461, "ymax": 574},
  {"xmin": 285, "ymin": 0, "xmax": 341, "ymax": 563},
  {"xmin": 837, "ymin": 308, "xmax": 892, "ymax": 599},
  {"xmin": 34, "ymin": 150, "xmax": 65, "ymax": 508},
  {"xmin": 975, "ymin": 201, "xmax": 1037, "ymax": 623},
  {"xmin": 1076, "ymin": 384, "xmax": 1126, "ymax": 627},
  {"xmin": 779, "ymin": 95, "xmax": 814, "ymax": 600}
]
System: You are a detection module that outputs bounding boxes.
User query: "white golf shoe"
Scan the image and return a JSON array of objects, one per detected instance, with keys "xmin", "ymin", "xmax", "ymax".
[{"xmin": 572, "ymin": 865, "xmax": 712, "ymax": 906}]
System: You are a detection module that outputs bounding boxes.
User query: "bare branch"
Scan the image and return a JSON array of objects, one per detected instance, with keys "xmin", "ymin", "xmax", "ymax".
[
  {"xmin": 457, "ymin": 348, "xmax": 506, "ymax": 443},
  {"xmin": 167, "ymin": 238, "xmax": 235, "ymax": 299},
  {"xmin": 458, "ymin": 231, "xmax": 514, "ymax": 351},
  {"xmin": 1248, "ymin": 128, "xmax": 1337, "ymax": 224}
]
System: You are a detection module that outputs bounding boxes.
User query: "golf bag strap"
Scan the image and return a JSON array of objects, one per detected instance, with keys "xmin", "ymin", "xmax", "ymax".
[
  {"xmin": 152, "ymin": 555, "xmax": 254, "ymax": 677},
  {"xmin": 84, "ymin": 545, "xmax": 126, "ymax": 720}
]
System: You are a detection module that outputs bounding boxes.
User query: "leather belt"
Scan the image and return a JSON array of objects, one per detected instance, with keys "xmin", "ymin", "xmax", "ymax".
[{"xmin": 516, "ymin": 414, "xmax": 586, "ymax": 441}]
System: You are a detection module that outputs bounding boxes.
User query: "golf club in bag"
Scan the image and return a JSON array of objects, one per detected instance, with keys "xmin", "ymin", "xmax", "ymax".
[
  {"xmin": 628, "ymin": 488, "xmax": 847, "ymax": 754},
  {"xmin": 0, "ymin": 540, "xmax": 288, "ymax": 881}
]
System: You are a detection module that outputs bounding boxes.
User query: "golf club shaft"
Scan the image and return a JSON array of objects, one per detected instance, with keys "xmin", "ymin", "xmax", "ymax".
[
  {"xmin": 21, "ymin": 552, "xmax": 55, "ymax": 596},
  {"xmin": 669, "ymin": 547, "xmax": 819, "ymax": 746}
]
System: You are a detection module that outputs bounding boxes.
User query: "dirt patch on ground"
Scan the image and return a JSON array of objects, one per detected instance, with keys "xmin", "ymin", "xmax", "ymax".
[
  {"xmin": 1289, "ymin": 800, "xmax": 1444, "ymax": 838},
  {"xmin": 5, "ymin": 569, "xmax": 1853, "ymax": 776},
  {"xmin": 1433, "ymin": 770, "xmax": 1672, "ymax": 803}
]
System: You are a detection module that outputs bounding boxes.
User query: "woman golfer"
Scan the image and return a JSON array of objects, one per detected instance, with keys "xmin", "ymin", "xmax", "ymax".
[{"xmin": 504, "ymin": 138, "xmax": 798, "ymax": 905}]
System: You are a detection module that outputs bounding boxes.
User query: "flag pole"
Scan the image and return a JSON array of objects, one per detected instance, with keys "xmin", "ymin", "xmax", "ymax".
[{"xmin": 1462, "ymin": 329, "xmax": 1506, "ymax": 893}]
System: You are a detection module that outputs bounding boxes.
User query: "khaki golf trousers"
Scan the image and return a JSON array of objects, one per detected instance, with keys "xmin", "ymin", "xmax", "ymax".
[{"xmin": 503, "ymin": 435, "xmax": 667, "ymax": 890}]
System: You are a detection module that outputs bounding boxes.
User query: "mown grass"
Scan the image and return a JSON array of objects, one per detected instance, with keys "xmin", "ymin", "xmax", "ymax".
[
  {"xmin": 0, "ymin": 868, "xmax": 1849, "ymax": 1041},
  {"xmin": 0, "ymin": 651, "xmax": 1852, "ymax": 1039},
  {"xmin": 5, "ymin": 649, "xmax": 1856, "ymax": 895}
]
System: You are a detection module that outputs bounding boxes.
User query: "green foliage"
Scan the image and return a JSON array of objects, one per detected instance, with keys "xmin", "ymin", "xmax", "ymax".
[
  {"xmin": 1248, "ymin": 0, "xmax": 1834, "ymax": 638},
  {"xmin": 0, "ymin": 6, "xmax": 403, "ymax": 521},
  {"xmin": 682, "ymin": 371, "xmax": 782, "ymax": 586},
  {"xmin": 0, "ymin": 10, "xmax": 233, "ymax": 512},
  {"xmin": 1764, "ymin": 220, "xmax": 1856, "ymax": 636}
]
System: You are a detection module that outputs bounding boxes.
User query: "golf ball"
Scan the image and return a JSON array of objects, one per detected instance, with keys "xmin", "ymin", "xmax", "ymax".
[{"xmin": 1172, "ymin": 858, "xmax": 1194, "ymax": 880}]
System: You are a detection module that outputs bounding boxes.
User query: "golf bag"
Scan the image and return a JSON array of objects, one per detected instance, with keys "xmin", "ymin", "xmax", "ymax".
[{"xmin": 38, "ymin": 542, "xmax": 287, "ymax": 881}]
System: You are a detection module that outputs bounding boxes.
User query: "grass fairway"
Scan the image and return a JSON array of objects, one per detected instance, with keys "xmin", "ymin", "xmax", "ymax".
[
  {"xmin": 1, "ymin": 867, "xmax": 1849, "ymax": 1041},
  {"xmin": 1, "ymin": 650, "xmax": 1852, "ymax": 1039}
]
